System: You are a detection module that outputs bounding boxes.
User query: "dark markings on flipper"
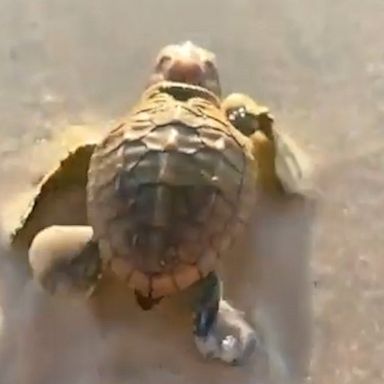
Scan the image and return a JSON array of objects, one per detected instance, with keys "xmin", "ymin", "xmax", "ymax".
[
  {"xmin": 193, "ymin": 272, "xmax": 220, "ymax": 338},
  {"xmin": 41, "ymin": 239, "xmax": 101, "ymax": 294},
  {"xmin": 69, "ymin": 240, "xmax": 101, "ymax": 282}
]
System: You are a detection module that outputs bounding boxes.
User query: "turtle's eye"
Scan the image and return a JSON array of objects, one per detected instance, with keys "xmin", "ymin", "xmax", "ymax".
[
  {"xmin": 203, "ymin": 60, "xmax": 219, "ymax": 80},
  {"xmin": 155, "ymin": 55, "xmax": 172, "ymax": 73},
  {"xmin": 202, "ymin": 60, "xmax": 221, "ymax": 96},
  {"xmin": 227, "ymin": 106, "xmax": 260, "ymax": 137},
  {"xmin": 203, "ymin": 59, "xmax": 216, "ymax": 71}
]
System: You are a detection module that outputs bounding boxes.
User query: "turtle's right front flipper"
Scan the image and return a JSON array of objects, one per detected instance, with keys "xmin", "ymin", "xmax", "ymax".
[
  {"xmin": 28, "ymin": 225, "xmax": 102, "ymax": 297},
  {"xmin": 222, "ymin": 93, "xmax": 313, "ymax": 196}
]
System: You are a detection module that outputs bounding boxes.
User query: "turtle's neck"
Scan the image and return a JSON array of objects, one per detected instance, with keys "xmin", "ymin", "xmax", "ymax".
[{"xmin": 144, "ymin": 81, "xmax": 221, "ymax": 107}]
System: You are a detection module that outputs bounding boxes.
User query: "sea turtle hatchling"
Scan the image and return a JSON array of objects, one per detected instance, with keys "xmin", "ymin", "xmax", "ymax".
[{"xmin": 9, "ymin": 41, "xmax": 311, "ymax": 365}]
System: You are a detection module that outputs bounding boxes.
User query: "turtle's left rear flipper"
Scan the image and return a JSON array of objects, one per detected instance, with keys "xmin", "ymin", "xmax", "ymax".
[{"xmin": 29, "ymin": 225, "xmax": 102, "ymax": 297}]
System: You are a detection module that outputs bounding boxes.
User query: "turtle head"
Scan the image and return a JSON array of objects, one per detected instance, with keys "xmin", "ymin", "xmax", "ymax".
[{"xmin": 147, "ymin": 41, "xmax": 222, "ymax": 97}]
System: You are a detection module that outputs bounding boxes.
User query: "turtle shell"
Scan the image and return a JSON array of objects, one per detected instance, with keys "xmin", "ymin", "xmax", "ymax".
[{"xmin": 87, "ymin": 82, "xmax": 258, "ymax": 299}]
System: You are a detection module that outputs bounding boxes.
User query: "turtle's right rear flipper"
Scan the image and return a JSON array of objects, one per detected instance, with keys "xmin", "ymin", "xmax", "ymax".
[{"xmin": 192, "ymin": 273, "xmax": 258, "ymax": 365}]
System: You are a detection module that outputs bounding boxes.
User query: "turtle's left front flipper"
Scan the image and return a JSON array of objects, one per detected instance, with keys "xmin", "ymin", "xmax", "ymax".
[
  {"xmin": 222, "ymin": 93, "xmax": 313, "ymax": 197},
  {"xmin": 29, "ymin": 225, "xmax": 102, "ymax": 298}
]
